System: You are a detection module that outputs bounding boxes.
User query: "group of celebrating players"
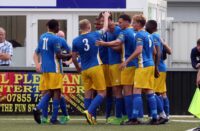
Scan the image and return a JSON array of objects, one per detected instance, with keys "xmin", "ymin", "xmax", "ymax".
[{"xmin": 33, "ymin": 11, "xmax": 172, "ymax": 126}]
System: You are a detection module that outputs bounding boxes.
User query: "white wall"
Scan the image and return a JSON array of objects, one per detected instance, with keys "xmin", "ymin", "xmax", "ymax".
[
  {"xmin": 167, "ymin": 2, "xmax": 200, "ymax": 21},
  {"xmin": 167, "ymin": 21, "xmax": 200, "ymax": 68},
  {"xmin": 166, "ymin": 1, "xmax": 200, "ymax": 68},
  {"xmin": 11, "ymin": 47, "xmax": 26, "ymax": 67}
]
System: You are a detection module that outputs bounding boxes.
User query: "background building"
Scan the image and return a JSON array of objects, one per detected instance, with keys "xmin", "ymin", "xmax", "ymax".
[
  {"xmin": 166, "ymin": 0, "xmax": 200, "ymax": 68},
  {"xmin": 0, "ymin": 0, "xmax": 198, "ymax": 116},
  {"xmin": 0, "ymin": 0, "xmax": 167, "ymax": 67}
]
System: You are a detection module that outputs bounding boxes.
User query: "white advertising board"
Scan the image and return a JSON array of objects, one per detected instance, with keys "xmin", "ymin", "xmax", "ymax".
[{"xmin": 0, "ymin": 0, "xmax": 56, "ymax": 7}]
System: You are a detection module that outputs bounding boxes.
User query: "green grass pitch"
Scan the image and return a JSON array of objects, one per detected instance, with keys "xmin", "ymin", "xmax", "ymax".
[{"xmin": 0, "ymin": 116, "xmax": 199, "ymax": 131}]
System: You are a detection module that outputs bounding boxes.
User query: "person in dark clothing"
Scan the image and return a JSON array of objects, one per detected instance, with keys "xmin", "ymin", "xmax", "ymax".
[{"xmin": 191, "ymin": 39, "xmax": 200, "ymax": 70}]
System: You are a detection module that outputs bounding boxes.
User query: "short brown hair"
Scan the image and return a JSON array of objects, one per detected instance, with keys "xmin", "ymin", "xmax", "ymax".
[
  {"xmin": 119, "ymin": 14, "xmax": 131, "ymax": 23},
  {"xmin": 79, "ymin": 19, "xmax": 90, "ymax": 31},
  {"xmin": 133, "ymin": 15, "xmax": 146, "ymax": 27}
]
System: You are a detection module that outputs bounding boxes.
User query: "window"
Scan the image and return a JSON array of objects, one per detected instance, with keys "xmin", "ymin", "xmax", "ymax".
[
  {"xmin": 0, "ymin": 16, "xmax": 26, "ymax": 67},
  {"xmin": 38, "ymin": 20, "xmax": 67, "ymax": 41},
  {"xmin": 0, "ymin": 16, "xmax": 26, "ymax": 47}
]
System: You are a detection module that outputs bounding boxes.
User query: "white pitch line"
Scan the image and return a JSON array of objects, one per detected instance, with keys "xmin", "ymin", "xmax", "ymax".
[
  {"xmin": 0, "ymin": 118, "xmax": 106, "ymax": 121},
  {"xmin": 171, "ymin": 120, "xmax": 200, "ymax": 123},
  {"xmin": 169, "ymin": 115, "xmax": 195, "ymax": 118},
  {"xmin": 186, "ymin": 128, "xmax": 197, "ymax": 131}
]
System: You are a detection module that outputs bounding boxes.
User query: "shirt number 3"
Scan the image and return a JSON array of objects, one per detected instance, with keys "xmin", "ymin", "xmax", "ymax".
[{"xmin": 83, "ymin": 38, "xmax": 90, "ymax": 51}]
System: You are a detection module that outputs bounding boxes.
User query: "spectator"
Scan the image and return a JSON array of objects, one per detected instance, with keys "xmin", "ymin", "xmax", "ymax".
[
  {"xmin": 0, "ymin": 27, "xmax": 13, "ymax": 66},
  {"xmin": 190, "ymin": 39, "xmax": 200, "ymax": 87},
  {"xmin": 191, "ymin": 39, "xmax": 200, "ymax": 70}
]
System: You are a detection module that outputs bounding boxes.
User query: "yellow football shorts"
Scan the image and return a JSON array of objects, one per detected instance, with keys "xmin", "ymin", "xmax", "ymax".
[
  {"xmin": 109, "ymin": 64, "xmax": 121, "ymax": 86},
  {"xmin": 121, "ymin": 66, "xmax": 136, "ymax": 86},
  {"xmin": 154, "ymin": 72, "xmax": 167, "ymax": 93},
  {"xmin": 134, "ymin": 66, "xmax": 154, "ymax": 90},
  {"xmin": 39, "ymin": 73, "xmax": 63, "ymax": 91},
  {"xmin": 81, "ymin": 65, "xmax": 106, "ymax": 91},
  {"xmin": 102, "ymin": 64, "xmax": 111, "ymax": 87}
]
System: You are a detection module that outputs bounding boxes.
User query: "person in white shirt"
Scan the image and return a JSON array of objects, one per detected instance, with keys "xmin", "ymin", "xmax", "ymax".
[{"xmin": 0, "ymin": 27, "xmax": 13, "ymax": 66}]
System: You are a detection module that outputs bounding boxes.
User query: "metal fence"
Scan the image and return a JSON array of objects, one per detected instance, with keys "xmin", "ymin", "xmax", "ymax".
[{"xmin": 167, "ymin": 69, "xmax": 197, "ymax": 115}]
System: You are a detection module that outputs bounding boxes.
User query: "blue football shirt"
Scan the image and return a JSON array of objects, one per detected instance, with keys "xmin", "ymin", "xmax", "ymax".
[
  {"xmin": 35, "ymin": 32, "xmax": 63, "ymax": 73},
  {"xmin": 151, "ymin": 33, "xmax": 167, "ymax": 72},
  {"xmin": 72, "ymin": 30, "xmax": 104, "ymax": 70},
  {"xmin": 99, "ymin": 33, "xmax": 109, "ymax": 64},
  {"xmin": 135, "ymin": 30, "xmax": 154, "ymax": 68},
  {"xmin": 117, "ymin": 27, "xmax": 137, "ymax": 67},
  {"xmin": 107, "ymin": 26, "xmax": 122, "ymax": 65}
]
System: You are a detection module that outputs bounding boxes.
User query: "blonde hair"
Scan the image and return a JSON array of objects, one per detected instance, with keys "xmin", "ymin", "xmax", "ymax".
[
  {"xmin": 79, "ymin": 19, "xmax": 91, "ymax": 32},
  {"xmin": 132, "ymin": 14, "xmax": 146, "ymax": 27}
]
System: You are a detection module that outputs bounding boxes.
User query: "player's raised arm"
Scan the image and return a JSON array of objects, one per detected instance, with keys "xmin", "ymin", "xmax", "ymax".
[
  {"xmin": 96, "ymin": 14, "xmax": 132, "ymax": 47},
  {"xmin": 100, "ymin": 11, "xmax": 110, "ymax": 33}
]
